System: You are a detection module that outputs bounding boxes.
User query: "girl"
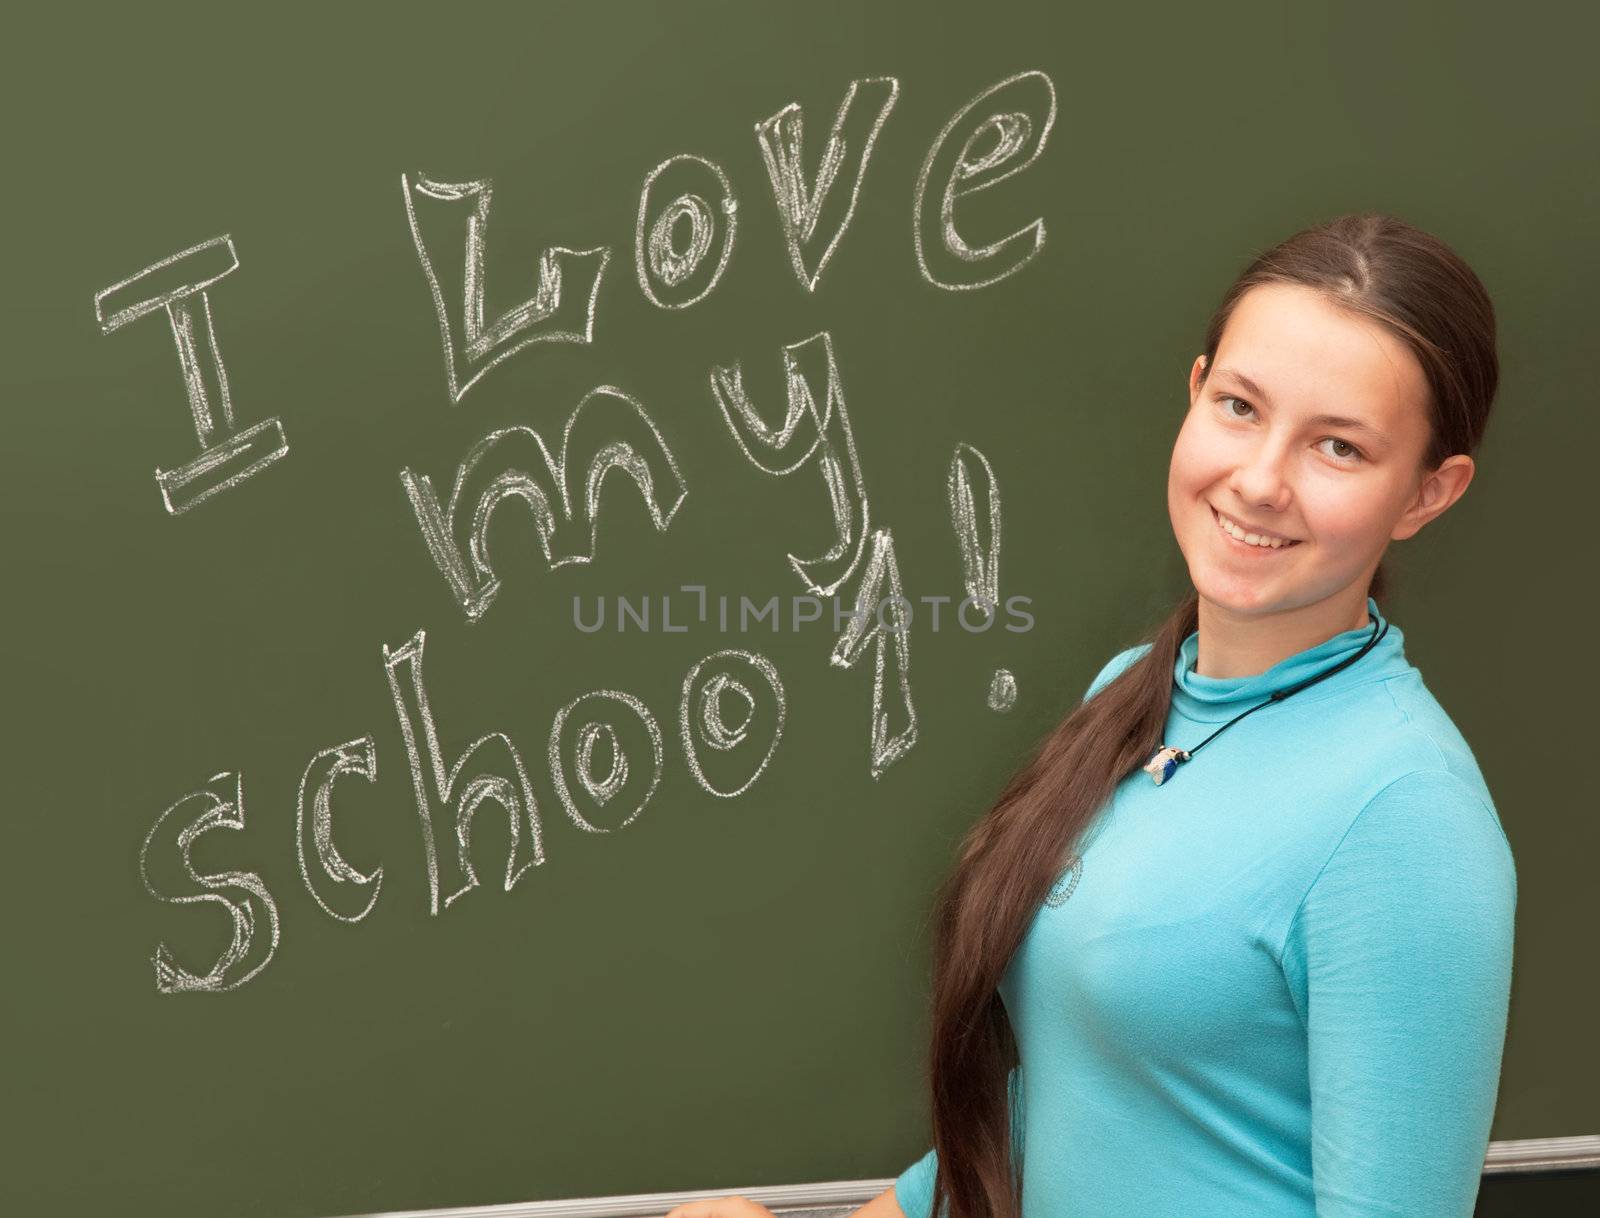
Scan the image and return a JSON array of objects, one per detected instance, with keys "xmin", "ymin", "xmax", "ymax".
[{"xmin": 668, "ymin": 213, "xmax": 1515, "ymax": 1218}]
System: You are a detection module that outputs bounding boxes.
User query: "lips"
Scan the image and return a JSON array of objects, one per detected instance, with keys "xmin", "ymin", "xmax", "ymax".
[{"xmin": 1211, "ymin": 505, "xmax": 1302, "ymax": 550}]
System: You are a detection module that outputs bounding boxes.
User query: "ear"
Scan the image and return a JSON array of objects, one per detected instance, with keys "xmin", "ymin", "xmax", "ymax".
[
  {"xmin": 1392, "ymin": 454, "xmax": 1475, "ymax": 541},
  {"xmin": 1188, "ymin": 354, "xmax": 1209, "ymax": 406}
]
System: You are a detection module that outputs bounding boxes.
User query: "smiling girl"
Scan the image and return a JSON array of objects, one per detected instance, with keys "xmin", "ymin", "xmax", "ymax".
[{"xmin": 668, "ymin": 213, "xmax": 1515, "ymax": 1218}]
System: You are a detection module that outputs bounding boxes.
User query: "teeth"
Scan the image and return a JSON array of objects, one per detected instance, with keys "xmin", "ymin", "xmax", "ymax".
[{"xmin": 1215, "ymin": 508, "xmax": 1296, "ymax": 549}]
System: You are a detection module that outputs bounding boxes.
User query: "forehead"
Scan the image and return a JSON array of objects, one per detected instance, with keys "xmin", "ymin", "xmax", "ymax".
[{"xmin": 1214, "ymin": 283, "xmax": 1431, "ymax": 429}]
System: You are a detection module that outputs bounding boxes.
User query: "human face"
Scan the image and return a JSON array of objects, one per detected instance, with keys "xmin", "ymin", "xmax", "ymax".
[{"xmin": 1167, "ymin": 282, "xmax": 1442, "ymax": 631}]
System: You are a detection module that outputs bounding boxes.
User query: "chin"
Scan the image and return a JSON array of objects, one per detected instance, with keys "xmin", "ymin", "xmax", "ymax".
[
  {"xmin": 1190, "ymin": 572, "xmax": 1285, "ymax": 615},
  {"xmin": 1182, "ymin": 542, "xmax": 1297, "ymax": 614}
]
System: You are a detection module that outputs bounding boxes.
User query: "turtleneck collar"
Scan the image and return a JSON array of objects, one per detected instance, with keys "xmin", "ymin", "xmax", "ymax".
[{"xmin": 1170, "ymin": 596, "xmax": 1410, "ymax": 723}]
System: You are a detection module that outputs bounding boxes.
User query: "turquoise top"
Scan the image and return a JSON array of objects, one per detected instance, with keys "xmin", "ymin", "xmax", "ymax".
[{"xmin": 895, "ymin": 597, "xmax": 1516, "ymax": 1217}]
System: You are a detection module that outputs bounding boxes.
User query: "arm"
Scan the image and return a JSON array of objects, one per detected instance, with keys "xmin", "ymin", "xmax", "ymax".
[
  {"xmin": 892, "ymin": 1147, "xmax": 936, "ymax": 1218},
  {"xmin": 666, "ymin": 1187, "xmax": 905, "ymax": 1218},
  {"xmin": 854, "ymin": 1185, "xmax": 909, "ymax": 1217},
  {"xmin": 1281, "ymin": 768, "xmax": 1517, "ymax": 1217}
]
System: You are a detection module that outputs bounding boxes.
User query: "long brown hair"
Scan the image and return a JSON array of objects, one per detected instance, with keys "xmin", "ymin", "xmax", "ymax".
[{"xmin": 920, "ymin": 212, "xmax": 1500, "ymax": 1218}]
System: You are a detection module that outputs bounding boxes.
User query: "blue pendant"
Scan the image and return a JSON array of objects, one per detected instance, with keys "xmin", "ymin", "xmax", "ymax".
[{"xmin": 1143, "ymin": 745, "xmax": 1190, "ymax": 786}]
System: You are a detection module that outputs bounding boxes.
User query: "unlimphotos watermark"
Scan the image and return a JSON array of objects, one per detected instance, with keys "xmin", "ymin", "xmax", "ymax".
[{"xmin": 571, "ymin": 585, "xmax": 1034, "ymax": 633}]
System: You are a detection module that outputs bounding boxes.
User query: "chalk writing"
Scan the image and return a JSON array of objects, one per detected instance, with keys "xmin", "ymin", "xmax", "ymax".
[
  {"xmin": 384, "ymin": 629, "xmax": 545, "ymax": 916},
  {"xmin": 756, "ymin": 76, "xmax": 900, "ymax": 292},
  {"xmin": 635, "ymin": 153, "xmax": 739, "ymax": 309},
  {"xmin": 914, "ymin": 70, "xmax": 1057, "ymax": 290},
  {"xmin": 831, "ymin": 527, "xmax": 918, "ymax": 777},
  {"xmin": 548, "ymin": 690, "xmax": 665, "ymax": 833},
  {"xmin": 140, "ymin": 771, "xmax": 282, "ymax": 993},
  {"xmin": 400, "ymin": 384, "xmax": 688, "ymax": 621},
  {"xmin": 987, "ymin": 670, "xmax": 1019, "ymax": 712},
  {"xmin": 118, "ymin": 66, "xmax": 1062, "ymax": 987},
  {"xmin": 949, "ymin": 441, "xmax": 1017, "ymax": 711},
  {"xmin": 710, "ymin": 332, "xmax": 915, "ymax": 777},
  {"xmin": 296, "ymin": 737, "xmax": 384, "ymax": 923},
  {"xmin": 709, "ymin": 331, "xmax": 870, "ymax": 596},
  {"xmin": 93, "ymin": 235, "xmax": 289, "ymax": 513},
  {"xmin": 402, "ymin": 173, "xmax": 611, "ymax": 403},
  {"xmin": 680, "ymin": 650, "xmax": 787, "ymax": 798}
]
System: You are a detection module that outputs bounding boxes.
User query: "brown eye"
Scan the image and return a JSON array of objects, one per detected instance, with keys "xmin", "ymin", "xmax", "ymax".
[{"xmin": 1319, "ymin": 437, "xmax": 1365, "ymax": 464}]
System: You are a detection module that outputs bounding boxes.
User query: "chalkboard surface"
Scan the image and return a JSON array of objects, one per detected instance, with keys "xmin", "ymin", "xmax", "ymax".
[{"xmin": 6, "ymin": 3, "xmax": 1596, "ymax": 1216}]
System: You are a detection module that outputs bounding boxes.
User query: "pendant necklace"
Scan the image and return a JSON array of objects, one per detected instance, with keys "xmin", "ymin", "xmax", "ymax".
[
  {"xmin": 1142, "ymin": 614, "xmax": 1389, "ymax": 786},
  {"xmin": 1050, "ymin": 613, "xmax": 1389, "ymax": 907}
]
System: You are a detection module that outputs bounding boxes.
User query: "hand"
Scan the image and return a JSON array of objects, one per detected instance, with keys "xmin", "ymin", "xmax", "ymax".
[{"xmin": 662, "ymin": 1197, "xmax": 778, "ymax": 1218}]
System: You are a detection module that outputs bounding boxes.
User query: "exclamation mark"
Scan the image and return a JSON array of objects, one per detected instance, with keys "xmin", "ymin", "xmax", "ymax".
[{"xmin": 947, "ymin": 442, "xmax": 1016, "ymax": 712}]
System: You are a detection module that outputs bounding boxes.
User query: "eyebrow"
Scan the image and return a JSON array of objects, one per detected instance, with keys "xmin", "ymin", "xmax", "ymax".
[{"xmin": 1211, "ymin": 366, "xmax": 1391, "ymax": 447}]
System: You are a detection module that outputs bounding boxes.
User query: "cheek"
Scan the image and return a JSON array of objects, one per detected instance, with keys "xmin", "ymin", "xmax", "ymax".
[
  {"xmin": 1297, "ymin": 481, "xmax": 1404, "ymax": 547},
  {"xmin": 1167, "ymin": 421, "xmax": 1222, "ymax": 543},
  {"xmin": 1168, "ymin": 417, "xmax": 1226, "ymax": 494}
]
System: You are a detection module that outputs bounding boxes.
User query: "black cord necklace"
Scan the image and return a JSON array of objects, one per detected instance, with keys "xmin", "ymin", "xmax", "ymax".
[{"xmin": 1142, "ymin": 613, "xmax": 1390, "ymax": 786}]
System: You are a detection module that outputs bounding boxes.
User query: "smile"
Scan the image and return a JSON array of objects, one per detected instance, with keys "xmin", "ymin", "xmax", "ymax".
[{"xmin": 1212, "ymin": 505, "xmax": 1303, "ymax": 551}]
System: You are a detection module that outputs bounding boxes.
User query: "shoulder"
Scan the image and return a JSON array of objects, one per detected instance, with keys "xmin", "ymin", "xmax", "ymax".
[
  {"xmin": 1082, "ymin": 642, "xmax": 1154, "ymax": 704},
  {"xmin": 1379, "ymin": 670, "xmax": 1494, "ymax": 787},
  {"xmin": 1281, "ymin": 765, "xmax": 1517, "ymax": 1023},
  {"xmin": 1307, "ymin": 766, "xmax": 1517, "ymax": 921},
  {"xmin": 1359, "ymin": 767, "xmax": 1514, "ymax": 860},
  {"xmin": 1352, "ymin": 674, "xmax": 1512, "ymax": 853}
]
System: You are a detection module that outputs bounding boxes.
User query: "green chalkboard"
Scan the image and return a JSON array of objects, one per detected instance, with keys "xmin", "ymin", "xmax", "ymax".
[{"xmin": 5, "ymin": 2, "xmax": 1596, "ymax": 1216}]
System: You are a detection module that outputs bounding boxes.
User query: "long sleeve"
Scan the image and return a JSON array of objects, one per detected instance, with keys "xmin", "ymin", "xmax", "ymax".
[
  {"xmin": 894, "ymin": 1068, "xmax": 1024, "ymax": 1218},
  {"xmin": 1280, "ymin": 767, "xmax": 1517, "ymax": 1217},
  {"xmin": 893, "ymin": 1146, "xmax": 938, "ymax": 1218}
]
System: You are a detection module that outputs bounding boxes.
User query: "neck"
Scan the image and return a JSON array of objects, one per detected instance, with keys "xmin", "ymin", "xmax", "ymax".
[{"xmin": 1194, "ymin": 589, "xmax": 1371, "ymax": 679}]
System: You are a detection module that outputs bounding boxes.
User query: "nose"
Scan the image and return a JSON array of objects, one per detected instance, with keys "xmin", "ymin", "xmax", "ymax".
[{"xmin": 1229, "ymin": 439, "xmax": 1294, "ymax": 513}]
